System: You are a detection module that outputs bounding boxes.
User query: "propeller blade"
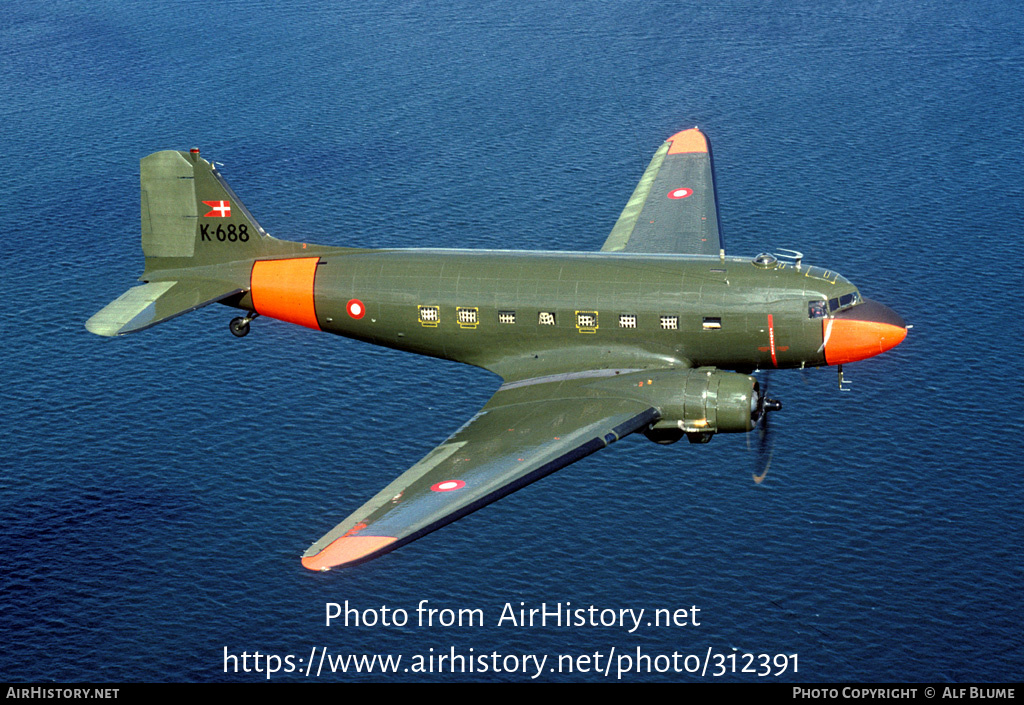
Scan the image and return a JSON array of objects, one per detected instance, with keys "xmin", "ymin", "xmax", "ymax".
[{"xmin": 750, "ymin": 374, "xmax": 780, "ymax": 483}]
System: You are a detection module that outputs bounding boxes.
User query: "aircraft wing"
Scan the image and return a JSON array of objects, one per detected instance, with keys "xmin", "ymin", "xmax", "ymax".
[
  {"xmin": 601, "ymin": 128, "xmax": 722, "ymax": 256},
  {"xmin": 301, "ymin": 373, "xmax": 660, "ymax": 571}
]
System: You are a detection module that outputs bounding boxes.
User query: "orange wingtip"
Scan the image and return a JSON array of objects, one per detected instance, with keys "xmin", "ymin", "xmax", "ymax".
[
  {"xmin": 301, "ymin": 535, "xmax": 397, "ymax": 572},
  {"xmin": 667, "ymin": 128, "xmax": 708, "ymax": 154}
]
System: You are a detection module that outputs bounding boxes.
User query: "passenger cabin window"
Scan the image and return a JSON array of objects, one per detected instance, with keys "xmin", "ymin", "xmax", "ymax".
[
  {"xmin": 498, "ymin": 311, "xmax": 516, "ymax": 324},
  {"xmin": 619, "ymin": 314, "xmax": 637, "ymax": 329},
  {"xmin": 808, "ymin": 301, "xmax": 828, "ymax": 319},
  {"xmin": 576, "ymin": 311, "xmax": 598, "ymax": 333},
  {"xmin": 702, "ymin": 317, "xmax": 722, "ymax": 330},
  {"xmin": 457, "ymin": 307, "xmax": 479, "ymax": 329},
  {"xmin": 660, "ymin": 315, "xmax": 678, "ymax": 330},
  {"xmin": 418, "ymin": 305, "xmax": 440, "ymax": 327},
  {"xmin": 538, "ymin": 312, "xmax": 556, "ymax": 326}
]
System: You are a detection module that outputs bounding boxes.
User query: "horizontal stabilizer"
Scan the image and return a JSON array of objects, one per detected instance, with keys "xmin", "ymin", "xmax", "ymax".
[{"xmin": 85, "ymin": 279, "xmax": 242, "ymax": 337}]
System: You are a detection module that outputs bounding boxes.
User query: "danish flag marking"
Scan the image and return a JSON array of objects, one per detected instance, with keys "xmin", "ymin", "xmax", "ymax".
[{"xmin": 203, "ymin": 200, "xmax": 231, "ymax": 217}]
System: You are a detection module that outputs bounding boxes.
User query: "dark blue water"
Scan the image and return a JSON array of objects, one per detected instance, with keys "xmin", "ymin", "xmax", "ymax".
[{"xmin": 2, "ymin": 0, "xmax": 1021, "ymax": 683}]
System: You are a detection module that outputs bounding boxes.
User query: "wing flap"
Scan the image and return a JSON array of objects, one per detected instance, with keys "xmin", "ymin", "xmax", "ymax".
[
  {"xmin": 301, "ymin": 379, "xmax": 659, "ymax": 571},
  {"xmin": 601, "ymin": 128, "xmax": 722, "ymax": 256}
]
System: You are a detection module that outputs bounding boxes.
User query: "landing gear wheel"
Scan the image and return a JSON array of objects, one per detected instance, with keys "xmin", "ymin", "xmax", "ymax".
[{"xmin": 229, "ymin": 317, "xmax": 250, "ymax": 338}]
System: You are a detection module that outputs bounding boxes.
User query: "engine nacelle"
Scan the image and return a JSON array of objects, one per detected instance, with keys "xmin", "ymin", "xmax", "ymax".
[{"xmin": 643, "ymin": 368, "xmax": 763, "ymax": 444}]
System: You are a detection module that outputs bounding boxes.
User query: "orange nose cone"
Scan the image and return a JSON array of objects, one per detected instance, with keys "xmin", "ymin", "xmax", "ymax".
[
  {"xmin": 823, "ymin": 299, "xmax": 907, "ymax": 366},
  {"xmin": 301, "ymin": 535, "xmax": 397, "ymax": 572}
]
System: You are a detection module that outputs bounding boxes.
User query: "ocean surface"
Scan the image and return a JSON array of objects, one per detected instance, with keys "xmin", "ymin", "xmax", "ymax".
[{"xmin": 1, "ymin": 0, "xmax": 1021, "ymax": 683}]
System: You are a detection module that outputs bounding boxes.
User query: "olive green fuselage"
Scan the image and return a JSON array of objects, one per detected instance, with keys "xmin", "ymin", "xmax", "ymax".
[{"xmin": 236, "ymin": 248, "xmax": 855, "ymax": 380}]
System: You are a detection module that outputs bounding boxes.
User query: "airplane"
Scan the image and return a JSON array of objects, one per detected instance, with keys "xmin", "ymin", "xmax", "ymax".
[{"xmin": 86, "ymin": 128, "xmax": 907, "ymax": 572}]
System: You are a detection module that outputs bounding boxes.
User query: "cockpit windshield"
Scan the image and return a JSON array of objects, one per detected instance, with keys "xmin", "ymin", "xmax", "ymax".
[{"xmin": 808, "ymin": 290, "xmax": 862, "ymax": 318}]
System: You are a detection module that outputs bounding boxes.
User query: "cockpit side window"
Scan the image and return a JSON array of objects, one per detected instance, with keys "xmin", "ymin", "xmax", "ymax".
[{"xmin": 808, "ymin": 300, "xmax": 828, "ymax": 319}]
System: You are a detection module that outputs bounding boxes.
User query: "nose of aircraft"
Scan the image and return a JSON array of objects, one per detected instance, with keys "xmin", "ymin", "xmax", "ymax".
[{"xmin": 823, "ymin": 299, "xmax": 907, "ymax": 365}]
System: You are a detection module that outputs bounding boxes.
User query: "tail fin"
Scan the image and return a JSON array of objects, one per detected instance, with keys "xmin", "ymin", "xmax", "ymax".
[
  {"xmin": 87, "ymin": 149, "xmax": 300, "ymax": 337},
  {"xmin": 141, "ymin": 148, "xmax": 280, "ymax": 269}
]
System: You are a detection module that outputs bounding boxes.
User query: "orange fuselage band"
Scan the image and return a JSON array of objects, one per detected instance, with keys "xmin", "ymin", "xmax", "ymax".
[{"xmin": 251, "ymin": 257, "xmax": 322, "ymax": 330}]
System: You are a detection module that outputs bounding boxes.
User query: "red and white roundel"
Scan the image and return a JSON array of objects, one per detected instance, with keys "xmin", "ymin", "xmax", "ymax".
[
  {"xmin": 668, "ymin": 188, "xmax": 693, "ymax": 199},
  {"xmin": 346, "ymin": 298, "xmax": 366, "ymax": 319},
  {"xmin": 431, "ymin": 480, "xmax": 466, "ymax": 492}
]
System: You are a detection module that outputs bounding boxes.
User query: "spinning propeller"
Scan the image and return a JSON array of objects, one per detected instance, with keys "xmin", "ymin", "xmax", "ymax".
[{"xmin": 750, "ymin": 375, "xmax": 782, "ymax": 484}]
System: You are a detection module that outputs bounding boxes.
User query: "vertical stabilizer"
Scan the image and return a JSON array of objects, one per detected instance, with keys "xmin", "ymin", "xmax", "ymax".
[{"xmin": 140, "ymin": 149, "xmax": 296, "ymax": 274}]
